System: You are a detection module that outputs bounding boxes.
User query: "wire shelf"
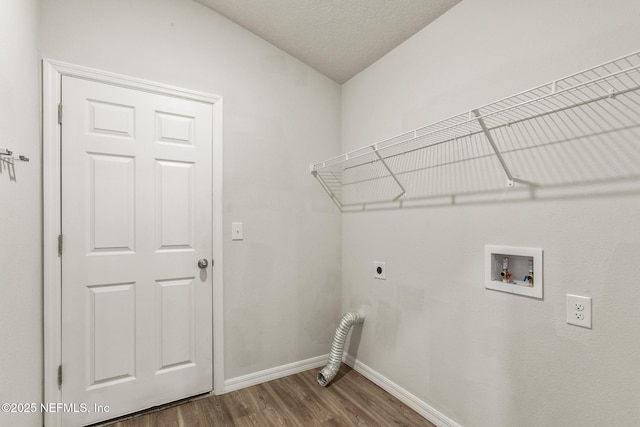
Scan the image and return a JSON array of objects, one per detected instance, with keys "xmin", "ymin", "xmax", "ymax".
[{"xmin": 311, "ymin": 50, "xmax": 640, "ymax": 210}]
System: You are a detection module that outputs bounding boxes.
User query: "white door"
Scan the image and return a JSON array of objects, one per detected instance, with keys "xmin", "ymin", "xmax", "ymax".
[{"xmin": 60, "ymin": 76, "xmax": 213, "ymax": 426}]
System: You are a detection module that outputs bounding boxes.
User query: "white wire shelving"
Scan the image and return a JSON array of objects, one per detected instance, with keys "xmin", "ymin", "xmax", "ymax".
[{"xmin": 311, "ymin": 50, "xmax": 640, "ymax": 211}]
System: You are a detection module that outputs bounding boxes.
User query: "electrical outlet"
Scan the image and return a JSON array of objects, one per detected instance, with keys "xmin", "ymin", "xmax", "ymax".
[
  {"xmin": 566, "ymin": 294, "xmax": 591, "ymax": 328},
  {"xmin": 373, "ymin": 261, "xmax": 386, "ymax": 280}
]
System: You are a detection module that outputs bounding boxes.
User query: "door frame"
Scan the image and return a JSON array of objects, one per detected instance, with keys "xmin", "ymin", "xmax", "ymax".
[{"xmin": 42, "ymin": 59, "xmax": 225, "ymax": 427}]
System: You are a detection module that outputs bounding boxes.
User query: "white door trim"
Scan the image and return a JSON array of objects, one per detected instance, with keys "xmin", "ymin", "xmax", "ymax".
[{"xmin": 42, "ymin": 59, "xmax": 225, "ymax": 427}]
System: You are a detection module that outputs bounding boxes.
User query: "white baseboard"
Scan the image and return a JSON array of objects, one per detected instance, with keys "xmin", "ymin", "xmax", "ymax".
[
  {"xmin": 344, "ymin": 355, "xmax": 462, "ymax": 427},
  {"xmin": 223, "ymin": 353, "xmax": 460, "ymax": 427},
  {"xmin": 223, "ymin": 354, "xmax": 328, "ymax": 393}
]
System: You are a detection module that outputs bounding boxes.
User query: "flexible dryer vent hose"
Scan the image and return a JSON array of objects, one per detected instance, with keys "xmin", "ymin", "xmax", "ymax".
[{"xmin": 317, "ymin": 311, "xmax": 364, "ymax": 387}]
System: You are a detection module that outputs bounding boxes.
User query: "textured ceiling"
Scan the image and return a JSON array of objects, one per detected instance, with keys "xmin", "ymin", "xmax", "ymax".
[{"xmin": 193, "ymin": 0, "xmax": 461, "ymax": 84}]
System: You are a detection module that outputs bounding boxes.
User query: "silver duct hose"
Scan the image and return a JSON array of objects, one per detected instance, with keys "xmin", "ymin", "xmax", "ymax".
[{"xmin": 317, "ymin": 311, "xmax": 364, "ymax": 387}]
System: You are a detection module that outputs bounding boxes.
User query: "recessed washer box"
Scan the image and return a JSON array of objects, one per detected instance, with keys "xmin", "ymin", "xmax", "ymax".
[{"xmin": 485, "ymin": 245, "xmax": 543, "ymax": 299}]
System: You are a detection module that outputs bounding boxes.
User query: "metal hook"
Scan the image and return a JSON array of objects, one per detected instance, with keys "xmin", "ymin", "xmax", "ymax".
[{"xmin": 0, "ymin": 148, "xmax": 29, "ymax": 162}]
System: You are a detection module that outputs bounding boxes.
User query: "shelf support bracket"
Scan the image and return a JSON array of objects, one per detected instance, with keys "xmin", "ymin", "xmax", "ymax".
[
  {"xmin": 312, "ymin": 171, "xmax": 343, "ymax": 211},
  {"xmin": 372, "ymin": 146, "xmax": 406, "ymax": 200},
  {"xmin": 472, "ymin": 109, "xmax": 516, "ymax": 187}
]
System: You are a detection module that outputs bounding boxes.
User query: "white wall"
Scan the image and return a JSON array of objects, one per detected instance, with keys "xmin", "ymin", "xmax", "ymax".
[
  {"xmin": 0, "ymin": 2, "xmax": 341, "ymax": 425},
  {"xmin": 0, "ymin": 1, "xmax": 41, "ymax": 426},
  {"xmin": 341, "ymin": 1, "xmax": 640, "ymax": 426},
  {"xmin": 5, "ymin": 0, "xmax": 640, "ymax": 425},
  {"xmin": 38, "ymin": 0, "xmax": 342, "ymax": 379}
]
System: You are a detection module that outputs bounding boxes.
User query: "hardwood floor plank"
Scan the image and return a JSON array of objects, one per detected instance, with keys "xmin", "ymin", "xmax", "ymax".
[
  {"xmin": 224, "ymin": 386, "xmax": 257, "ymax": 421},
  {"xmin": 255, "ymin": 382, "xmax": 304, "ymax": 427},
  {"xmin": 232, "ymin": 414, "xmax": 260, "ymax": 427},
  {"xmin": 337, "ymin": 366, "xmax": 428, "ymax": 426},
  {"xmin": 157, "ymin": 405, "xmax": 182, "ymax": 427},
  {"xmin": 191, "ymin": 396, "xmax": 227, "ymax": 425},
  {"xmin": 100, "ymin": 365, "xmax": 435, "ymax": 427},
  {"xmin": 287, "ymin": 373, "xmax": 341, "ymax": 423},
  {"xmin": 240, "ymin": 384, "xmax": 291, "ymax": 427},
  {"xmin": 178, "ymin": 400, "xmax": 214, "ymax": 427}
]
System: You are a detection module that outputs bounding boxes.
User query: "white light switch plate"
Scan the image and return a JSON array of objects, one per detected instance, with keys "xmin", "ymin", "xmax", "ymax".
[
  {"xmin": 566, "ymin": 294, "xmax": 592, "ymax": 328},
  {"xmin": 232, "ymin": 222, "xmax": 243, "ymax": 240}
]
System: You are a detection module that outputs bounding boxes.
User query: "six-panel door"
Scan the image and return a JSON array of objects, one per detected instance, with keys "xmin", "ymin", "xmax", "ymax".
[{"xmin": 60, "ymin": 76, "xmax": 213, "ymax": 426}]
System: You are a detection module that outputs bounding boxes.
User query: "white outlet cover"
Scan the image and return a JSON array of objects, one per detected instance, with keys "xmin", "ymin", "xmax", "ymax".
[
  {"xmin": 373, "ymin": 261, "xmax": 386, "ymax": 280},
  {"xmin": 566, "ymin": 294, "xmax": 592, "ymax": 328}
]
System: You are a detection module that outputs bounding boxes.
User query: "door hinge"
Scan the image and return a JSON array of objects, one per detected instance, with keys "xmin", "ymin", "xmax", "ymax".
[
  {"xmin": 57, "ymin": 365, "xmax": 62, "ymax": 388},
  {"xmin": 58, "ymin": 104, "xmax": 63, "ymax": 124},
  {"xmin": 58, "ymin": 234, "xmax": 63, "ymax": 256}
]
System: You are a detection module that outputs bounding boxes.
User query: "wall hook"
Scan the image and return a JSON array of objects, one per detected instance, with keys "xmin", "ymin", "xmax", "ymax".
[{"xmin": 0, "ymin": 148, "xmax": 30, "ymax": 162}]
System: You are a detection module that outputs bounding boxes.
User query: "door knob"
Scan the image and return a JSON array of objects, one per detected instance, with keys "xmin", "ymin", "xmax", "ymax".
[{"xmin": 198, "ymin": 258, "xmax": 209, "ymax": 269}]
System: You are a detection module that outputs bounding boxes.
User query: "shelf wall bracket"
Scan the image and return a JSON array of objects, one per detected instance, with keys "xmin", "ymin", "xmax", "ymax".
[
  {"xmin": 312, "ymin": 170, "xmax": 343, "ymax": 211},
  {"xmin": 372, "ymin": 146, "xmax": 407, "ymax": 200},
  {"xmin": 472, "ymin": 109, "xmax": 516, "ymax": 187}
]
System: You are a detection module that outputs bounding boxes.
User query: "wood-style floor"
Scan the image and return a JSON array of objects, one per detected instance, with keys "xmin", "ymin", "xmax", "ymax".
[{"xmin": 99, "ymin": 365, "xmax": 436, "ymax": 427}]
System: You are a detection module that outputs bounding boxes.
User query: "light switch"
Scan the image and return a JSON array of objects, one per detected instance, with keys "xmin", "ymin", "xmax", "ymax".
[{"xmin": 232, "ymin": 222, "xmax": 243, "ymax": 240}]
